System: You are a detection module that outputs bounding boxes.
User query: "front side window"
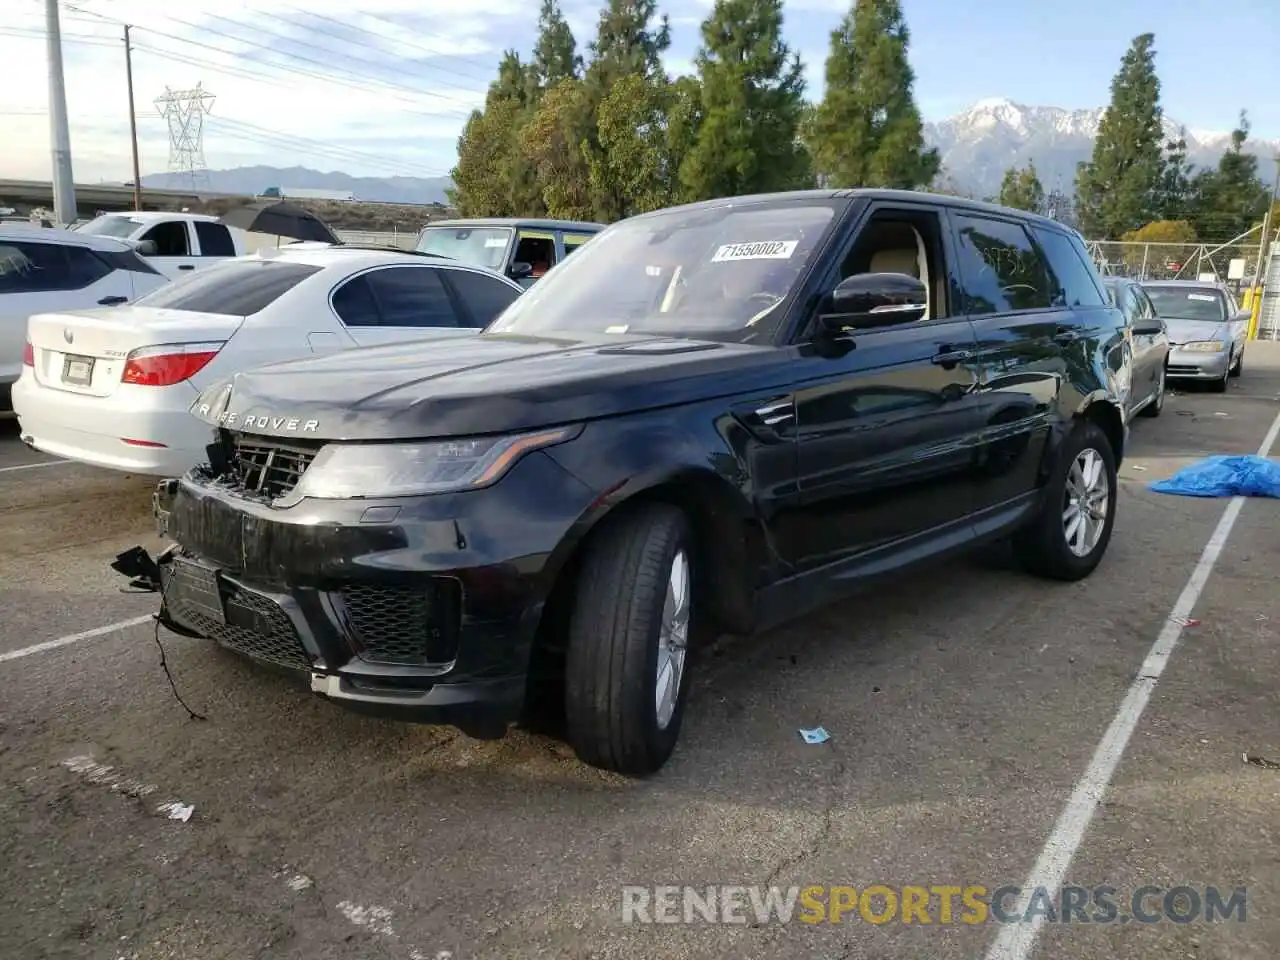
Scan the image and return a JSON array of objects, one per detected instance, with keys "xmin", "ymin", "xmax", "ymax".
[
  {"xmin": 487, "ymin": 200, "xmax": 843, "ymax": 344},
  {"xmin": 139, "ymin": 221, "xmax": 190, "ymax": 256},
  {"xmin": 953, "ymin": 215, "xmax": 1055, "ymax": 314},
  {"xmin": 133, "ymin": 259, "xmax": 321, "ymax": 314},
  {"xmin": 416, "ymin": 226, "xmax": 512, "ymax": 270},
  {"xmin": 1142, "ymin": 285, "xmax": 1226, "ymax": 323}
]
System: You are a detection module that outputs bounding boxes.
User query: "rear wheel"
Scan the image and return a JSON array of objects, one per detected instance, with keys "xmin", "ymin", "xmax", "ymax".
[
  {"xmin": 1013, "ymin": 420, "xmax": 1117, "ymax": 581},
  {"xmin": 564, "ymin": 503, "xmax": 694, "ymax": 777}
]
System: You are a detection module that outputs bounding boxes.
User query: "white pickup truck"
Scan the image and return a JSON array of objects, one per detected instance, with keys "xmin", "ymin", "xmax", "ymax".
[{"xmin": 73, "ymin": 211, "xmax": 257, "ymax": 280}]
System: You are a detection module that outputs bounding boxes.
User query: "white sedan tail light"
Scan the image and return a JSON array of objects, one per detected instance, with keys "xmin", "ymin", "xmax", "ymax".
[{"xmin": 121, "ymin": 341, "xmax": 225, "ymax": 387}]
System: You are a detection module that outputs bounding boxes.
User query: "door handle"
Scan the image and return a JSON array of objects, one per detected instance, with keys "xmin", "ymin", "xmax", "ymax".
[
  {"xmin": 97, "ymin": 295, "xmax": 128, "ymax": 305},
  {"xmin": 931, "ymin": 347, "xmax": 972, "ymax": 368},
  {"xmin": 177, "ymin": 264, "xmax": 195, "ymax": 271}
]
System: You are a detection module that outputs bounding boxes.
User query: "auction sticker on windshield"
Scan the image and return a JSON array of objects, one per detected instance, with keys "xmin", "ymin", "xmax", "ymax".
[
  {"xmin": 1187, "ymin": 294, "xmax": 1217, "ymax": 301},
  {"xmin": 712, "ymin": 240, "xmax": 798, "ymax": 262}
]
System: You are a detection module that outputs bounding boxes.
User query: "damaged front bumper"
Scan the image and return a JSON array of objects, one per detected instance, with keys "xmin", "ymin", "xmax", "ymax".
[{"xmin": 129, "ymin": 454, "xmax": 595, "ymax": 737}]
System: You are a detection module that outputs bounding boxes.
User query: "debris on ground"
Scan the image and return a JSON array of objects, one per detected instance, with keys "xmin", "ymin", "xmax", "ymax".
[
  {"xmin": 1150, "ymin": 455, "xmax": 1280, "ymax": 499},
  {"xmin": 1170, "ymin": 616, "xmax": 1201, "ymax": 627},
  {"xmin": 1243, "ymin": 753, "xmax": 1280, "ymax": 770},
  {"xmin": 799, "ymin": 726, "xmax": 831, "ymax": 744},
  {"xmin": 1130, "ymin": 464, "xmax": 1148, "ymax": 472},
  {"xmin": 1213, "ymin": 412, "xmax": 1231, "ymax": 418},
  {"xmin": 156, "ymin": 801, "xmax": 194, "ymax": 822},
  {"xmin": 286, "ymin": 874, "xmax": 313, "ymax": 892}
]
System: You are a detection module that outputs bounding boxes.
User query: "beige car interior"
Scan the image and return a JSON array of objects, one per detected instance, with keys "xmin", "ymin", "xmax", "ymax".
[{"xmin": 860, "ymin": 221, "xmax": 932, "ymax": 322}]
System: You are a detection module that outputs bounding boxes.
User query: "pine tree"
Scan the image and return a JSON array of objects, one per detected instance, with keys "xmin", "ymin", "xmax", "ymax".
[
  {"xmin": 580, "ymin": 0, "xmax": 674, "ymax": 220},
  {"xmin": 808, "ymin": 0, "xmax": 939, "ymax": 190},
  {"xmin": 1074, "ymin": 34, "xmax": 1167, "ymax": 239},
  {"xmin": 530, "ymin": 0, "xmax": 583, "ymax": 96},
  {"xmin": 588, "ymin": 74, "xmax": 681, "ymax": 215},
  {"xmin": 520, "ymin": 78, "xmax": 596, "ymax": 219},
  {"xmin": 678, "ymin": 0, "xmax": 811, "ymax": 200},
  {"xmin": 1156, "ymin": 128, "xmax": 1194, "ymax": 222},
  {"xmin": 998, "ymin": 162, "xmax": 1045, "ymax": 213},
  {"xmin": 450, "ymin": 52, "xmax": 542, "ymax": 216},
  {"xmin": 1186, "ymin": 111, "xmax": 1271, "ymax": 240}
]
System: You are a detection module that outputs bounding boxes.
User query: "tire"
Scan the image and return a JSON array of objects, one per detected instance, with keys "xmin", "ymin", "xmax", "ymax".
[
  {"xmin": 1012, "ymin": 419, "xmax": 1117, "ymax": 582},
  {"xmin": 1230, "ymin": 349, "xmax": 1243, "ymax": 378},
  {"xmin": 1209, "ymin": 363, "xmax": 1228, "ymax": 393},
  {"xmin": 1139, "ymin": 364, "xmax": 1165, "ymax": 418},
  {"xmin": 564, "ymin": 503, "xmax": 695, "ymax": 776}
]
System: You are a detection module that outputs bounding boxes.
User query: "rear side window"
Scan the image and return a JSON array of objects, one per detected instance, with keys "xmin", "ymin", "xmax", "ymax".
[
  {"xmin": 0, "ymin": 241, "xmax": 111, "ymax": 293},
  {"xmin": 952, "ymin": 214, "xmax": 1055, "ymax": 314},
  {"xmin": 363, "ymin": 266, "xmax": 461, "ymax": 327},
  {"xmin": 133, "ymin": 259, "xmax": 322, "ymax": 315},
  {"xmin": 194, "ymin": 221, "xmax": 236, "ymax": 257},
  {"xmin": 440, "ymin": 268, "xmax": 520, "ymax": 326},
  {"xmin": 331, "ymin": 275, "xmax": 381, "ymax": 326},
  {"xmin": 1031, "ymin": 226, "xmax": 1107, "ymax": 308}
]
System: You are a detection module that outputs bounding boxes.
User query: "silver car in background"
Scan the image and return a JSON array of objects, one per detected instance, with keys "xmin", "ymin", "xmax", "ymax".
[{"xmin": 1139, "ymin": 280, "xmax": 1248, "ymax": 392}]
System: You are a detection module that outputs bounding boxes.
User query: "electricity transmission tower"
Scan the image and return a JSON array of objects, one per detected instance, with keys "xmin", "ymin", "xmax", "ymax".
[{"xmin": 155, "ymin": 83, "xmax": 215, "ymax": 190}]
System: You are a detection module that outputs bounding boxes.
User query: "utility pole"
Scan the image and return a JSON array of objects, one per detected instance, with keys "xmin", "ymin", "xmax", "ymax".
[
  {"xmin": 124, "ymin": 25, "xmax": 142, "ymax": 210},
  {"xmin": 45, "ymin": 0, "xmax": 77, "ymax": 226}
]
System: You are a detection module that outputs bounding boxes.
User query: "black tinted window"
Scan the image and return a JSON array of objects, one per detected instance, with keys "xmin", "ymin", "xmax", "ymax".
[
  {"xmin": 140, "ymin": 220, "xmax": 189, "ymax": 256},
  {"xmin": 133, "ymin": 260, "xmax": 320, "ymax": 314},
  {"xmin": 365, "ymin": 266, "xmax": 459, "ymax": 327},
  {"xmin": 194, "ymin": 221, "xmax": 236, "ymax": 257},
  {"xmin": 1031, "ymin": 227, "xmax": 1106, "ymax": 308},
  {"xmin": 331, "ymin": 275, "xmax": 381, "ymax": 327},
  {"xmin": 441, "ymin": 268, "xmax": 519, "ymax": 326},
  {"xmin": 0, "ymin": 241, "xmax": 110, "ymax": 293},
  {"xmin": 953, "ymin": 215, "xmax": 1055, "ymax": 314}
]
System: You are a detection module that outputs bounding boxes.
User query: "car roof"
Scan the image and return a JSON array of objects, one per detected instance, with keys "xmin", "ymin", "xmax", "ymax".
[
  {"xmin": 92, "ymin": 210, "xmax": 222, "ymax": 223},
  {"xmin": 0, "ymin": 224, "xmax": 135, "ymax": 251},
  {"xmin": 1140, "ymin": 278, "xmax": 1227, "ymax": 290},
  {"xmin": 247, "ymin": 244, "xmax": 520, "ymax": 283},
  {"xmin": 423, "ymin": 217, "xmax": 605, "ymax": 232},
  {"xmin": 620, "ymin": 187, "xmax": 1075, "ymax": 233}
]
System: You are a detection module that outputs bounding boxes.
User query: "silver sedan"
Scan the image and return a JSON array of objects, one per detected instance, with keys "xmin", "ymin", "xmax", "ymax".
[{"xmin": 1139, "ymin": 280, "xmax": 1248, "ymax": 392}]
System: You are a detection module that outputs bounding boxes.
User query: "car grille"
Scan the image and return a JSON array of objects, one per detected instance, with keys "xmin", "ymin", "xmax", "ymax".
[
  {"xmin": 163, "ymin": 560, "xmax": 314, "ymax": 671},
  {"xmin": 1167, "ymin": 364, "xmax": 1202, "ymax": 375},
  {"xmin": 338, "ymin": 580, "xmax": 462, "ymax": 665},
  {"xmin": 226, "ymin": 432, "xmax": 321, "ymax": 500}
]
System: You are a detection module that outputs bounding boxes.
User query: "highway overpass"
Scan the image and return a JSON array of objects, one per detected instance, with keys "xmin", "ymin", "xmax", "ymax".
[{"xmin": 0, "ymin": 178, "xmax": 252, "ymax": 217}]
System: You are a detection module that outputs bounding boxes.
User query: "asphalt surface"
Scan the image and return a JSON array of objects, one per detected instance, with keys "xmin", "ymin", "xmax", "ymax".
[{"xmin": 1, "ymin": 348, "xmax": 1279, "ymax": 960}]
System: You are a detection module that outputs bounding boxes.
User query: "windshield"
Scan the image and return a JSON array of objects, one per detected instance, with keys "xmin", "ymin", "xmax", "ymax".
[
  {"xmin": 416, "ymin": 226, "xmax": 512, "ymax": 270},
  {"xmin": 486, "ymin": 200, "xmax": 841, "ymax": 344},
  {"xmin": 1143, "ymin": 285, "xmax": 1226, "ymax": 323},
  {"xmin": 74, "ymin": 215, "xmax": 142, "ymax": 239}
]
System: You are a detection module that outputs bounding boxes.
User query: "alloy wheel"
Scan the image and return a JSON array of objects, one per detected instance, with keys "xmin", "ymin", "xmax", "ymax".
[
  {"xmin": 1062, "ymin": 448, "xmax": 1109, "ymax": 558},
  {"xmin": 654, "ymin": 549, "xmax": 690, "ymax": 730}
]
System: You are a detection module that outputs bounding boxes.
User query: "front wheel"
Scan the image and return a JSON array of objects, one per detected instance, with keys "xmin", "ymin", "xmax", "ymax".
[
  {"xmin": 1012, "ymin": 420, "xmax": 1118, "ymax": 581},
  {"xmin": 1230, "ymin": 349, "xmax": 1243, "ymax": 378},
  {"xmin": 564, "ymin": 503, "xmax": 695, "ymax": 777},
  {"xmin": 1139, "ymin": 365, "xmax": 1165, "ymax": 418}
]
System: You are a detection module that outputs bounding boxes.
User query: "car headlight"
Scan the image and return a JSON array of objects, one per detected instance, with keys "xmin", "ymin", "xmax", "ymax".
[
  {"xmin": 287, "ymin": 425, "xmax": 582, "ymax": 501},
  {"xmin": 1181, "ymin": 340, "xmax": 1225, "ymax": 352}
]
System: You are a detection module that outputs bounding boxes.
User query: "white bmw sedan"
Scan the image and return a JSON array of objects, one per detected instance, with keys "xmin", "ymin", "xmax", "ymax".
[{"xmin": 12, "ymin": 244, "xmax": 524, "ymax": 476}]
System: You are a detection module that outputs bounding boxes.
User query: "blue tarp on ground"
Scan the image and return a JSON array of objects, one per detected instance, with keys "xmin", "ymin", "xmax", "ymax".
[{"xmin": 1149, "ymin": 455, "xmax": 1280, "ymax": 498}]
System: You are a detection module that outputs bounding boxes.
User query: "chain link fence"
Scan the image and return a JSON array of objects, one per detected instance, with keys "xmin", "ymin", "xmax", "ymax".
[{"xmin": 1086, "ymin": 237, "xmax": 1263, "ymax": 283}]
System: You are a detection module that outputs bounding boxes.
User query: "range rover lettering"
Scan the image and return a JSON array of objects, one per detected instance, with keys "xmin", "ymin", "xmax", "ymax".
[{"xmin": 138, "ymin": 189, "xmax": 1129, "ymax": 777}]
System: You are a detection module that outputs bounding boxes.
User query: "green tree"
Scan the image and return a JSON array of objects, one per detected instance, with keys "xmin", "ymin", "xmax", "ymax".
[
  {"xmin": 998, "ymin": 162, "xmax": 1045, "ymax": 212},
  {"xmin": 519, "ymin": 78, "xmax": 596, "ymax": 220},
  {"xmin": 530, "ymin": 0, "xmax": 583, "ymax": 96},
  {"xmin": 449, "ymin": 52, "xmax": 542, "ymax": 216},
  {"xmin": 580, "ymin": 0, "xmax": 674, "ymax": 220},
  {"xmin": 808, "ymin": 0, "xmax": 939, "ymax": 190},
  {"xmin": 1156, "ymin": 128, "xmax": 1194, "ymax": 222},
  {"xmin": 1075, "ymin": 33, "xmax": 1167, "ymax": 239},
  {"xmin": 1186, "ymin": 111, "xmax": 1271, "ymax": 240},
  {"xmin": 586, "ymin": 74, "xmax": 682, "ymax": 215},
  {"xmin": 678, "ymin": 0, "xmax": 812, "ymax": 200}
]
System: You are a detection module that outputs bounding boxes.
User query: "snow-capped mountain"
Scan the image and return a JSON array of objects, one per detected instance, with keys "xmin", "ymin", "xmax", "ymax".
[{"xmin": 925, "ymin": 98, "xmax": 1280, "ymax": 198}]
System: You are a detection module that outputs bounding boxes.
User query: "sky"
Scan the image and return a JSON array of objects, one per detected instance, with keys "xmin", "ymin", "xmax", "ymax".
[{"xmin": 1, "ymin": 0, "xmax": 1277, "ymax": 185}]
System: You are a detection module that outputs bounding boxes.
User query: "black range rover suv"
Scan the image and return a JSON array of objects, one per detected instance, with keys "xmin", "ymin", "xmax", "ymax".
[{"xmin": 143, "ymin": 189, "xmax": 1130, "ymax": 777}]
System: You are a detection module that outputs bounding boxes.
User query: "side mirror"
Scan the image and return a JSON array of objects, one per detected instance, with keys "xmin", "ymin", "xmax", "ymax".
[
  {"xmin": 1132, "ymin": 319, "xmax": 1163, "ymax": 335},
  {"xmin": 1233, "ymin": 309, "xmax": 1252, "ymax": 324},
  {"xmin": 819, "ymin": 272, "xmax": 928, "ymax": 332},
  {"xmin": 136, "ymin": 239, "xmax": 158, "ymax": 256},
  {"xmin": 509, "ymin": 261, "xmax": 533, "ymax": 281}
]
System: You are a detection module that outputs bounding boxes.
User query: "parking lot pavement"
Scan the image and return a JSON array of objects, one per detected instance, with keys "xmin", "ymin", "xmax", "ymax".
[{"xmin": 0, "ymin": 349, "xmax": 1277, "ymax": 960}]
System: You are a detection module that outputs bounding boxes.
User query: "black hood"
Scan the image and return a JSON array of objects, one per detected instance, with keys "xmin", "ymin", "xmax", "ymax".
[{"xmin": 191, "ymin": 331, "xmax": 795, "ymax": 441}]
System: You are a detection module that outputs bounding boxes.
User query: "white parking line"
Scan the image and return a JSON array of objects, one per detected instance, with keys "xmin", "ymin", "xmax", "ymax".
[
  {"xmin": 986, "ymin": 405, "xmax": 1280, "ymax": 960},
  {"xmin": 0, "ymin": 459, "xmax": 70, "ymax": 474},
  {"xmin": 0, "ymin": 615, "xmax": 155, "ymax": 664}
]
